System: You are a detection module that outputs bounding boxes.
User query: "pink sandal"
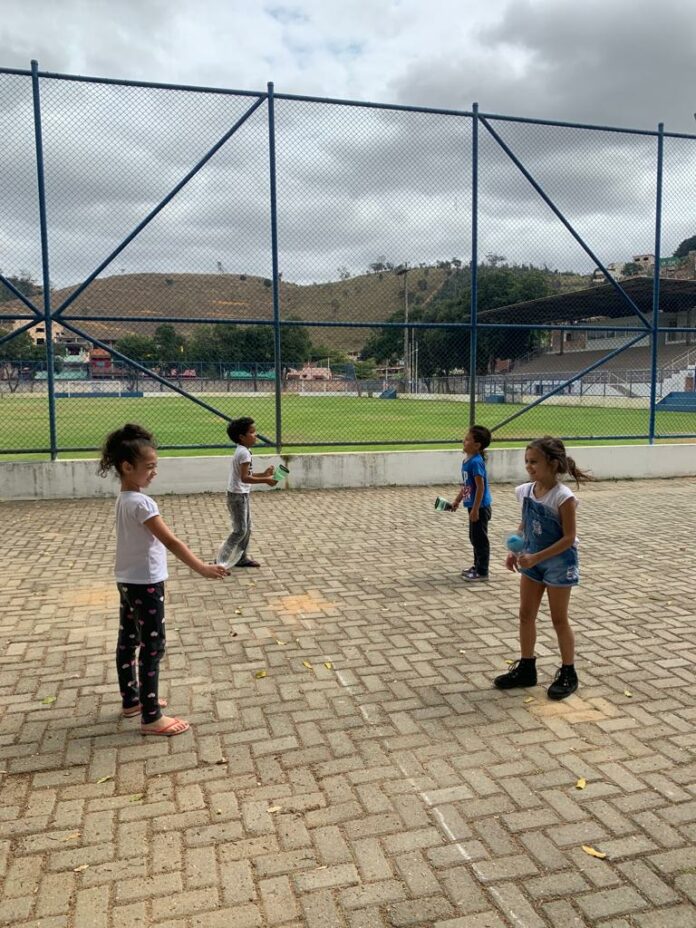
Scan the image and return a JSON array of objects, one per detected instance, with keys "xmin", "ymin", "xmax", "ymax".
[{"xmin": 141, "ymin": 718, "xmax": 190, "ymax": 737}]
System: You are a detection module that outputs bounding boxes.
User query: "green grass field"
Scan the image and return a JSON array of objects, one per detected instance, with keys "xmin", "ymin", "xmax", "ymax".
[{"xmin": 1, "ymin": 393, "xmax": 695, "ymax": 459}]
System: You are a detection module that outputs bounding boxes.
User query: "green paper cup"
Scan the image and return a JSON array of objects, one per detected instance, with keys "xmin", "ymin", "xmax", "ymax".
[
  {"xmin": 434, "ymin": 496, "xmax": 453, "ymax": 511},
  {"xmin": 273, "ymin": 464, "xmax": 290, "ymax": 482}
]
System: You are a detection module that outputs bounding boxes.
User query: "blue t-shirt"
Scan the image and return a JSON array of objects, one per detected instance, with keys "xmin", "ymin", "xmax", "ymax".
[{"xmin": 460, "ymin": 453, "xmax": 492, "ymax": 509}]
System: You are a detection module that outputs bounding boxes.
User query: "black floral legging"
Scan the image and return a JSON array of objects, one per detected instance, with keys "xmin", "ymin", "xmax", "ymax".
[{"xmin": 116, "ymin": 581, "xmax": 166, "ymax": 723}]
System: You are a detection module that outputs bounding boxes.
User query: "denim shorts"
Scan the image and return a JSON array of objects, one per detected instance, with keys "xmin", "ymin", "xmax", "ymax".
[{"xmin": 520, "ymin": 548, "xmax": 579, "ymax": 588}]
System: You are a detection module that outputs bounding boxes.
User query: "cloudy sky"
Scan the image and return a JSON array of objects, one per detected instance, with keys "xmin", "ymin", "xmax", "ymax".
[{"xmin": 2, "ymin": 0, "xmax": 696, "ymax": 297}]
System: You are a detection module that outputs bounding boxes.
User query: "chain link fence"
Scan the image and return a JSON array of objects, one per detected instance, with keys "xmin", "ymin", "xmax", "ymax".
[{"xmin": 2, "ymin": 63, "xmax": 696, "ymax": 458}]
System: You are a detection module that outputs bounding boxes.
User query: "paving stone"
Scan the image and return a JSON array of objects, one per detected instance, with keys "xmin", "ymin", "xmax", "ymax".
[
  {"xmin": 301, "ymin": 888, "xmax": 345, "ymax": 928},
  {"xmin": 434, "ymin": 915, "xmax": 507, "ymax": 928},
  {"xmin": 73, "ymin": 885, "xmax": 110, "ymax": 928},
  {"xmin": 617, "ymin": 860, "xmax": 679, "ymax": 905},
  {"xmin": 151, "ymin": 887, "xmax": 221, "ymax": 921},
  {"xmin": 634, "ymin": 905, "xmax": 696, "ymax": 928},
  {"xmin": 488, "ymin": 883, "xmax": 549, "ymax": 928},
  {"xmin": 387, "ymin": 895, "xmax": 456, "ymax": 927},
  {"xmin": 575, "ymin": 886, "xmax": 649, "ymax": 919},
  {"xmin": 3, "ymin": 481, "xmax": 696, "ymax": 928},
  {"xmin": 259, "ymin": 875, "xmax": 300, "ymax": 925}
]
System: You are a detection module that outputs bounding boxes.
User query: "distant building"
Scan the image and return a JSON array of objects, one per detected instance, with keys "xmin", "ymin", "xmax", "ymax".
[
  {"xmin": 632, "ymin": 253, "xmax": 654, "ymax": 269},
  {"xmin": 286, "ymin": 363, "xmax": 332, "ymax": 381},
  {"xmin": 11, "ymin": 318, "xmax": 89, "ymax": 356}
]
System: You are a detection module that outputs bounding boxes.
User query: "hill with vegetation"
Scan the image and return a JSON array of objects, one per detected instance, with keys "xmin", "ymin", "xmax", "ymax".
[
  {"xmin": 14, "ymin": 266, "xmax": 453, "ymax": 353},
  {"xmin": 1, "ymin": 263, "xmax": 591, "ymax": 366}
]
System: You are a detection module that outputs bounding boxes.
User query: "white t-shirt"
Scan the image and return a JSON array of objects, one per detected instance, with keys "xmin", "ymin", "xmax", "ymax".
[
  {"xmin": 227, "ymin": 444, "xmax": 252, "ymax": 494},
  {"xmin": 515, "ymin": 481, "xmax": 579, "ymax": 544},
  {"xmin": 114, "ymin": 491, "xmax": 168, "ymax": 584}
]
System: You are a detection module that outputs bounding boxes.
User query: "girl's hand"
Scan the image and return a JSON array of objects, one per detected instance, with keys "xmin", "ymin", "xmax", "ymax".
[
  {"xmin": 201, "ymin": 563, "xmax": 229, "ymax": 580},
  {"xmin": 262, "ymin": 465, "xmax": 275, "ymax": 477},
  {"xmin": 265, "ymin": 477, "xmax": 279, "ymax": 486},
  {"xmin": 469, "ymin": 508, "xmax": 480, "ymax": 523},
  {"xmin": 505, "ymin": 552, "xmax": 518, "ymax": 572},
  {"xmin": 451, "ymin": 500, "xmax": 460, "ymax": 512},
  {"xmin": 517, "ymin": 552, "xmax": 537, "ymax": 569}
]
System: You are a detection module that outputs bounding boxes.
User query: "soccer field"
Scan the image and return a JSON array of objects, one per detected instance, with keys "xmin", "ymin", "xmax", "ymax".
[{"xmin": 1, "ymin": 392, "xmax": 694, "ymax": 458}]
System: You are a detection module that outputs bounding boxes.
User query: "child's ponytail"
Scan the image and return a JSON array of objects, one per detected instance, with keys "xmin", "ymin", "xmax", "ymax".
[
  {"xmin": 566, "ymin": 454, "xmax": 592, "ymax": 487},
  {"xmin": 98, "ymin": 423, "xmax": 156, "ymax": 477},
  {"xmin": 527, "ymin": 436, "xmax": 592, "ymax": 487}
]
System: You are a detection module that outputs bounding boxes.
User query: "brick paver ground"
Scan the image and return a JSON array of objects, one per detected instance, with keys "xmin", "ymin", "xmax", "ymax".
[{"xmin": 1, "ymin": 477, "xmax": 696, "ymax": 928}]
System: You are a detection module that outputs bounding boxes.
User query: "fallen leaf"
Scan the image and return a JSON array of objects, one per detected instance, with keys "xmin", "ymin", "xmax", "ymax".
[
  {"xmin": 302, "ymin": 661, "xmax": 313, "ymax": 670},
  {"xmin": 624, "ymin": 690, "xmax": 633, "ymax": 698},
  {"xmin": 73, "ymin": 864, "xmax": 89, "ymax": 873},
  {"xmin": 275, "ymin": 639, "xmax": 286, "ymax": 646},
  {"xmin": 582, "ymin": 845, "xmax": 606, "ymax": 859},
  {"xmin": 267, "ymin": 805, "xmax": 282, "ymax": 814},
  {"xmin": 62, "ymin": 831, "xmax": 81, "ymax": 841},
  {"xmin": 523, "ymin": 696, "xmax": 535, "ymax": 704},
  {"xmin": 324, "ymin": 661, "xmax": 334, "ymax": 670},
  {"xmin": 129, "ymin": 794, "xmax": 144, "ymax": 803},
  {"xmin": 216, "ymin": 809, "xmax": 222, "ymax": 815},
  {"xmin": 234, "ymin": 608, "xmax": 242, "ymax": 615},
  {"xmin": 96, "ymin": 775, "xmax": 114, "ymax": 784},
  {"xmin": 576, "ymin": 778, "xmax": 587, "ymax": 790},
  {"xmin": 255, "ymin": 670, "xmax": 267, "ymax": 679},
  {"xmin": 459, "ymin": 649, "xmax": 466, "ymax": 654},
  {"xmin": 215, "ymin": 758, "xmax": 227, "ymax": 765},
  {"xmin": 505, "ymin": 659, "xmax": 515, "ymax": 665},
  {"xmin": 315, "ymin": 865, "xmax": 328, "ymax": 870},
  {"xmin": 40, "ymin": 695, "xmax": 57, "ymax": 705}
]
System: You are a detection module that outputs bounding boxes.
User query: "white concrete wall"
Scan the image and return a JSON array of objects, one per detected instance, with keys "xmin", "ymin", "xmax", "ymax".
[{"xmin": 2, "ymin": 443, "xmax": 696, "ymax": 500}]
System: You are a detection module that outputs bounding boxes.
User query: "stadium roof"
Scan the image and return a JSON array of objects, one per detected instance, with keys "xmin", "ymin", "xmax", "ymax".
[{"xmin": 477, "ymin": 277, "xmax": 696, "ymax": 325}]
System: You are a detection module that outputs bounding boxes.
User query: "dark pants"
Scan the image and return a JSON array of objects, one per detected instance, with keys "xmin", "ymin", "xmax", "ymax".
[
  {"xmin": 468, "ymin": 505, "xmax": 491, "ymax": 576},
  {"xmin": 116, "ymin": 581, "xmax": 166, "ymax": 723}
]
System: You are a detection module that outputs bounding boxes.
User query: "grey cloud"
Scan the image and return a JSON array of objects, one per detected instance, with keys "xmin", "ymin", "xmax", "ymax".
[
  {"xmin": 2, "ymin": 0, "xmax": 696, "ymax": 297},
  {"xmin": 391, "ymin": 0, "xmax": 696, "ymax": 133},
  {"xmin": 479, "ymin": 0, "xmax": 696, "ymax": 131}
]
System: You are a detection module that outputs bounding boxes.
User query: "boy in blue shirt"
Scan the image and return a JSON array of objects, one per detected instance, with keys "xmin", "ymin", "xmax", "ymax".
[{"xmin": 452, "ymin": 425, "xmax": 492, "ymax": 581}]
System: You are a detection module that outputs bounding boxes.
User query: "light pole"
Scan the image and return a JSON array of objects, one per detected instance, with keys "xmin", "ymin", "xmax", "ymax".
[{"xmin": 395, "ymin": 264, "xmax": 409, "ymax": 392}]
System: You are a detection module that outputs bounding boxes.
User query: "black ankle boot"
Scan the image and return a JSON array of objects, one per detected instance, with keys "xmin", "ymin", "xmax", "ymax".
[
  {"xmin": 493, "ymin": 658, "xmax": 537, "ymax": 690},
  {"xmin": 547, "ymin": 665, "xmax": 578, "ymax": 701}
]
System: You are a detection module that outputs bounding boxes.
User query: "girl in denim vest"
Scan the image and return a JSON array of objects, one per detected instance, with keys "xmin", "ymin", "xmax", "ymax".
[{"xmin": 494, "ymin": 436, "xmax": 591, "ymax": 701}]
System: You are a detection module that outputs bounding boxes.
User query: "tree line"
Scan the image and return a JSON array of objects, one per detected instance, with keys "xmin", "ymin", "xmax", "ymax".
[{"xmin": 360, "ymin": 261, "xmax": 550, "ymax": 376}]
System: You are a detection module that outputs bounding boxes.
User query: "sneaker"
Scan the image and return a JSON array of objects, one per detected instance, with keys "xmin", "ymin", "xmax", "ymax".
[
  {"xmin": 462, "ymin": 568, "xmax": 488, "ymax": 582},
  {"xmin": 493, "ymin": 659, "xmax": 537, "ymax": 690},
  {"xmin": 236, "ymin": 558, "xmax": 261, "ymax": 568},
  {"xmin": 547, "ymin": 665, "xmax": 578, "ymax": 701}
]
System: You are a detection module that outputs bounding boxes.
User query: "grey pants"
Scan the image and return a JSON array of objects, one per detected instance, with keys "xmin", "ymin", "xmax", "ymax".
[{"xmin": 217, "ymin": 492, "xmax": 251, "ymax": 567}]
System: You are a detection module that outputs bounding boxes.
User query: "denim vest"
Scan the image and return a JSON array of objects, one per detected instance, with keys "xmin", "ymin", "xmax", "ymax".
[{"xmin": 521, "ymin": 484, "xmax": 579, "ymax": 585}]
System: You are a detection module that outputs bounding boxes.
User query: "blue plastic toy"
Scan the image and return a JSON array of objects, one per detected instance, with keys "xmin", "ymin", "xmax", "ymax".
[{"xmin": 506, "ymin": 533, "xmax": 525, "ymax": 553}]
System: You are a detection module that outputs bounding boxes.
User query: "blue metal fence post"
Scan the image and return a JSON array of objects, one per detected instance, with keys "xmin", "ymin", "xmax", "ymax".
[
  {"xmin": 267, "ymin": 81, "xmax": 282, "ymax": 453},
  {"xmin": 30, "ymin": 59, "xmax": 58, "ymax": 460},
  {"xmin": 469, "ymin": 103, "xmax": 479, "ymax": 426},
  {"xmin": 648, "ymin": 121, "xmax": 664, "ymax": 444}
]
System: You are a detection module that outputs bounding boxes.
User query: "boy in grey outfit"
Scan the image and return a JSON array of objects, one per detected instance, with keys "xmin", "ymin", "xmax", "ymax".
[{"xmin": 217, "ymin": 417, "xmax": 276, "ymax": 568}]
